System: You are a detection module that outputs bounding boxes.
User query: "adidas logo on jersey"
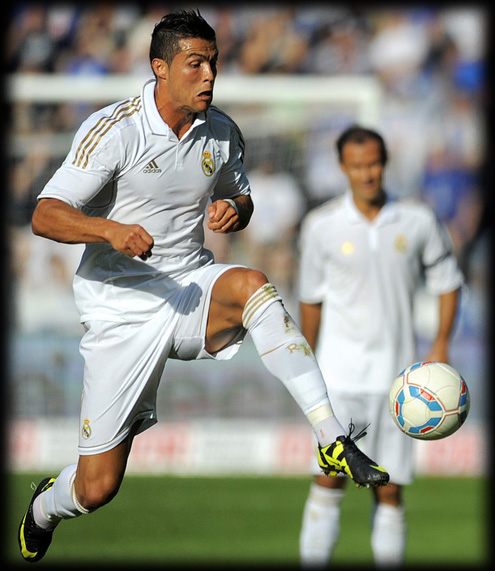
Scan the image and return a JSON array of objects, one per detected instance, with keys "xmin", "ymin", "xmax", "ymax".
[{"xmin": 143, "ymin": 159, "xmax": 162, "ymax": 173}]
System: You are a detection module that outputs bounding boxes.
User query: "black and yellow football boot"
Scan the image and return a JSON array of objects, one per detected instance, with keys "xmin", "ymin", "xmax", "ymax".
[
  {"xmin": 18, "ymin": 477, "xmax": 57, "ymax": 562},
  {"xmin": 318, "ymin": 423, "xmax": 390, "ymax": 488}
]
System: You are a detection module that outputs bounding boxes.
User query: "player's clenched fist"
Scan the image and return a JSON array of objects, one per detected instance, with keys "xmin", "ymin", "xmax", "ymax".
[
  {"xmin": 207, "ymin": 199, "xmax": 239, "ymax": 234},
  {"xmin": 108, "ymin": 223, "xmax": 154, "ymax": 260}
]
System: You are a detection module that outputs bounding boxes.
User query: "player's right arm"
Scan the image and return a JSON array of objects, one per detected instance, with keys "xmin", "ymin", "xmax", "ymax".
[
  {"xmin": 300, "ymin": 302, "xmax": 322, "ymax": 351},
  {"xmin": 33, "ymin": 100, "xmax": 154, "ymax": 260},
  {"xmin": 298, "ymin": 211, "xmax": 327, "ymax": 352},
  {"xmin": 32, "ymin": 198, "xmax": 154, "ymax": 260}
]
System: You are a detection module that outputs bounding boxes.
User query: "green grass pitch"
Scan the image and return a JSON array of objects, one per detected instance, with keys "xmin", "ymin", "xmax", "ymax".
[{"xmin": 7, "ymin": 473, "xmax": 487, "ymax": 567}]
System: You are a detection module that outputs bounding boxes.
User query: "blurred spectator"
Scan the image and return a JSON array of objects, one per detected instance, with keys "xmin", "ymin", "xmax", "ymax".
[
  {"xmin": 422, "ymin": 11, "xmax": 459, "ymax": 87},
  {"xmin": 7, "ymin": 5, "xmax": 56, "ymax": 72},
  {"xmin": 421, "ymin": 145, "xmax": 482, "ymax": 280},
  {"xmin": 368, "ymin": 9, "xmax": 430, "ymax": 98},
  {"xmin": 438, "ymin": 6, "xmax": 488, "ymax": 75},
  {"xmin": 45, "ymin": 4, "xmax": 79, "ymax": 48},
  {"xmin": 239, "ymin": 7, "xmax": 309, "ymax": 73},
  {"xmin": 302, "ymin": 17, "xmax": 371, "ymax": 75},
  {"xmin": 199, "ymin": 7, "xmax": 245, "ymax": 74},
  {"xmin": 55, "ymin": 6, "xmax": 116, "ymax": 74},
  {"xmin": 121, "ymin": 4, "xmax": 168, "ymax": 76}
]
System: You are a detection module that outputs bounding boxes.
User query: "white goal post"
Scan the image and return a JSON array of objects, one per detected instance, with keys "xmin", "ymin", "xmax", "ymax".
[{"xmin": 7, "ymin": 73, "xmax": 382, "ymax": 124}]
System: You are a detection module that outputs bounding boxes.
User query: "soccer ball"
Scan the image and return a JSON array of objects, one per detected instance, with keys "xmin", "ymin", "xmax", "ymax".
[{"xmin": 388, "ymin": 361, "xmax": 470, "ymax": 440}]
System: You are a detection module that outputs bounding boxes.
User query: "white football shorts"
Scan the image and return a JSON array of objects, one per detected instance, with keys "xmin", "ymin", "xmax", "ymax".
[
  {"xmin": 78, "ymin": 263, "xmax": 246, "ymax": 455},
  {"xmin": 311, "ymin": 391, "xmax": 414, "ymax": 485}
]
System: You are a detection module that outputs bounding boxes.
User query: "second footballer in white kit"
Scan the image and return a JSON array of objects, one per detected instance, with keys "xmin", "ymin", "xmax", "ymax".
[
  {"xmin": 298, "ymin": 125, "xmax": 464, "ymax": 566},
  {"xmin": 18, "ymin": 11, "xmax": 389, "ymax": 563}
]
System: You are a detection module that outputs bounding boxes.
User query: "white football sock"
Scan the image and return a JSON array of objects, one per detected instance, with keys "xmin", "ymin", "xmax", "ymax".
[
  {"xmin": 371, "ymin": 503, "xmax": 406, "ymax": 566},
  {"xmin": 243, "ymin": 284, "xmax": 345, "ymax": 446},
  {"xmin": 300, "ymin": 482, "xmax": 345, "ymax": 566},
  {"xmin": 33, "ymin": 464, "xmax": 90, "ymax": 530}
]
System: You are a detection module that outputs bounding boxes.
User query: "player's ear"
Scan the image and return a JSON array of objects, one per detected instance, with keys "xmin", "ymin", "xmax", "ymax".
[{"xmin": 151, "ymin": 58, "xmax": 169, "ymax": 80}]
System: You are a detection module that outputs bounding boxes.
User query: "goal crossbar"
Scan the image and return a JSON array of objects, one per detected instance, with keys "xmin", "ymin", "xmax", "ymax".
[{"xmin": 7, "ymin": 73, "xmax": 382, "ymax": 125}]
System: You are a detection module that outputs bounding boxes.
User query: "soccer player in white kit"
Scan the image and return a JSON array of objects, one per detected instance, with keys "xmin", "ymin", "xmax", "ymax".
[
  {"xmin": 298, "ymin": 126, "xmax": 464, "ymax": 566},
  {"xmin": 18, "ymin": 12, "xmax": 389, "ymax": 563}
]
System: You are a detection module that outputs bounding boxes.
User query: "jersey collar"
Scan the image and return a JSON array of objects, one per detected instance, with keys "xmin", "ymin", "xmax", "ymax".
[
  {"xmin": 142, "ymin": 79, "xmax": 207, "ymax": 138},
  {"xmin": 344, "ymin": 190, "xmax": 399, "ymax": 225}
]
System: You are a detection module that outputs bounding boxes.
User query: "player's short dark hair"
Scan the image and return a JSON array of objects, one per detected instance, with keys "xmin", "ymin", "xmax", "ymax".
[
  {"xmin": 150, "ymin": 9, "xmax": 216, "ymax": 68},
  {"xmin": 336, "ymin": 125, "xmax": 388, "ymax": 165}
]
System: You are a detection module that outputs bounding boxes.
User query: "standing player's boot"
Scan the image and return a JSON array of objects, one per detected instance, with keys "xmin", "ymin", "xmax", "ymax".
[
  {"xmin": 318, "ymin": 423, "xmax": 390, "ymax": 488},
  {"xmin": 18, "ymin": 477, "xmax": 57, "ymax": 562}
]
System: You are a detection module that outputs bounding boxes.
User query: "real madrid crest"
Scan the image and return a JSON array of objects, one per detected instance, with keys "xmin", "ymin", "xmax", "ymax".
[
  {"xmin": 395, "ymin": 234, "xmax": 408, "ymax": 253},
  {"xmin": 202, "ymin": 150, "xmax": 215, "ymax": 177},
  {"xmin": 82, "ymin": 418, "xmax": 92, "ymax": 440},
  {"xmin": 341, "ymin": 241, "xmax": 355, "ymax": 255}
]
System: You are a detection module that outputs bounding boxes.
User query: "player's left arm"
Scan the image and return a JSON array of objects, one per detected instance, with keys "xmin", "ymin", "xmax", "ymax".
[
  {"xmin": 425, "ymin": 288, "xmax": 461, "ymax": 364},
  {"xmin": 207, "ymin": 110, "xmax": 252, "ymax": 234},
  {"xmin": 421, "ymin": 206, "xmax": 464, "ymax": 364},
  {"xmin": 207, "ymin": 194, "xmax": 253, "ymax": 234}
]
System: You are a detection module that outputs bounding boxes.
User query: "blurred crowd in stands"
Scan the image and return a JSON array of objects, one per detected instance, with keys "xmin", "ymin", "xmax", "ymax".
[{"xmin": 7, "ymin": 4, "xmax": 488, "ymax": 338}]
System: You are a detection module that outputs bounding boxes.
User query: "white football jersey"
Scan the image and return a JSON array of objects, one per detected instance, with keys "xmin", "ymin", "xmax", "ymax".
[
  {"xmin": 38, "ymin": 79, "xmax": 250, "ymax": 323},
  {"xmin": 298, "ymin": 191, "xmax": 464, "ymax": 393}
]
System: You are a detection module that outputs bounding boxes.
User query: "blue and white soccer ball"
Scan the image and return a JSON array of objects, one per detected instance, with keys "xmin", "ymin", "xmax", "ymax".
[{"xmin": 388, "ymin": 361, "xmax": 470, "ymax": 440}]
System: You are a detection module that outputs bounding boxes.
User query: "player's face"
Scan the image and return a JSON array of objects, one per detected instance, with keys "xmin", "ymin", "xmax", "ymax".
[
  {"xmin": 339, "ymin": 140, "xmax": 385, "ymax": 204},
  {"xmin": 164, "ymin": 38, "xmax": 218, "ymax": 114}
]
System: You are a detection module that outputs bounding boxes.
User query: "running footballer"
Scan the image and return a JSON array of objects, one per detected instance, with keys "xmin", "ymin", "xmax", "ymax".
[{"xmin": 18, "ymin": 11, "xmax": 389, "ymax": 563}]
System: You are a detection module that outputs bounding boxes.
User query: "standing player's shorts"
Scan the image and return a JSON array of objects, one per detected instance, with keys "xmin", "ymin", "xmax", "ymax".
[
  {"xmin": 78, "ymin": 263, "xmax": 246, "ymax": 455},
  {"xmin": 311, "ymin": 391, "xmax": 414, "ymax": 485}
]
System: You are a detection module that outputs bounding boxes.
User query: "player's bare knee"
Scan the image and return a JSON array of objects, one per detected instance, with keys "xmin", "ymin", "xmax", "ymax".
[{"xmin": 240, "ymin": 269, "xmax": 269, "ymax": 303}]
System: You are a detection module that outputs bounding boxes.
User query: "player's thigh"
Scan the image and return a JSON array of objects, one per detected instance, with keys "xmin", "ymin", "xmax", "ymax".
[
  {"xmin": 171, "ymin": 264, "xmax": 263, "ymax": 357},
  {"xmin": 78, "ymin": 317, "xmax": 172, "ymax": 456}
]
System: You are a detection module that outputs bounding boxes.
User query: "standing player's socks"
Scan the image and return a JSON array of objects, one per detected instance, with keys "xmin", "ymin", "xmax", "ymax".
[
  {"xmin": 300, "ymin": 483, "xmax": 344, "ymax": 566},
  {"xmin": 371, "ymin": 503, "xmax": 406, "ymax": 565}
]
